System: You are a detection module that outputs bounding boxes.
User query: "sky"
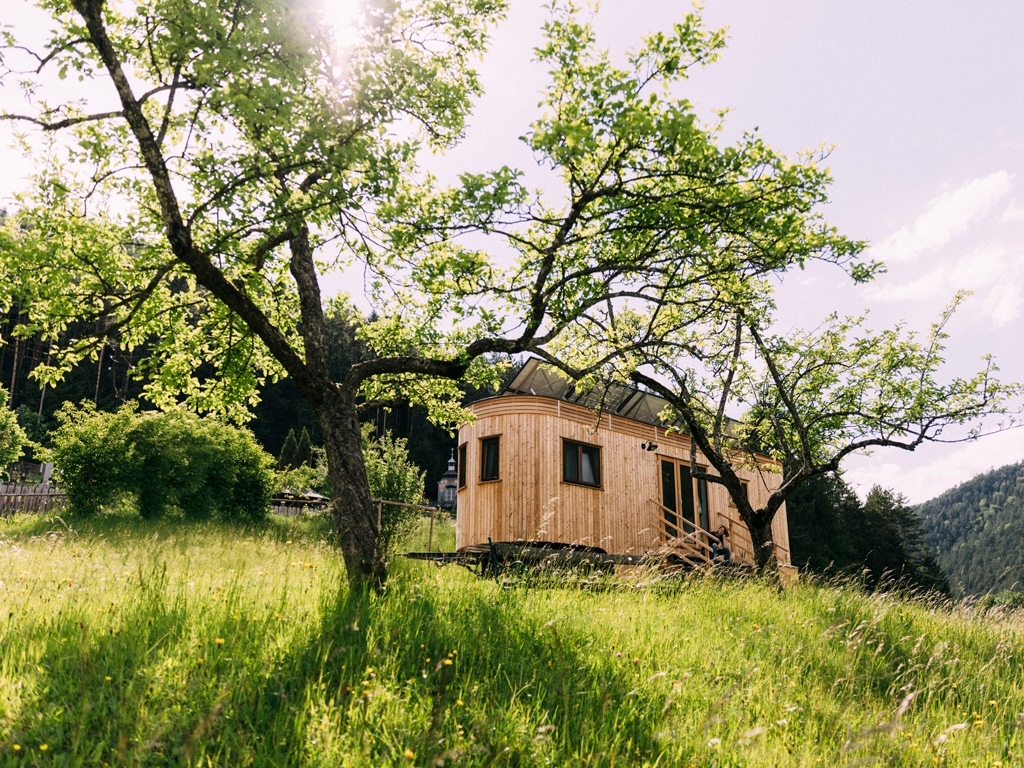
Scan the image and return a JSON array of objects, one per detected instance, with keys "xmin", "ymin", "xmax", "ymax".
[
  {"xmin": 433, "ymin": 0, "xmax": 1024, "ymax": 504},
  {"xmin": 2, "ymin": 0, "xmax": 1023, "ymax": 504}
]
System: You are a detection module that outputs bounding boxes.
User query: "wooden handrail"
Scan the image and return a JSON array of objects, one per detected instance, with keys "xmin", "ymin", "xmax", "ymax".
[
  {"xmin": 651, "ymin": 499, "xmax": 761, "ymax": 567},
  {"xmin": 648, "ymin": 499, "xmax": 718, "ymax": 547},
  {"xmin": 715, "ymin": 509, "xmax": 790, "ymax": 564},
  {"xmin": 646, "ymin": 499, "xmax": 722, "ymax": 566}
]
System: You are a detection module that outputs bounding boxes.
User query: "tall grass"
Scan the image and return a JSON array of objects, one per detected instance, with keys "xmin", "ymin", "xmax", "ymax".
[{"xmin": 1, "ymin": 513, "xmax": 1021, "ymax": 766}]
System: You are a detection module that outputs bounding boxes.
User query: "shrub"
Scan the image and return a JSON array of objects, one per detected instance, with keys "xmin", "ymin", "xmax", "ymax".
[
  {"xmin": 47, "ymin": 402, "xmax": 135, "ymax": 514},
  {"xmin": 362, "ymin": 426, "xmax": 427, "ymax": 555},
  {"xmin": 271, "ymin": 464, "xmax": 320, "ymax": 496},
  {"xmin": 48, "ymin": 403, "xmax": 272, "ymax": 521},
  {"xmin": 308, "ymin": 428, "xmax": 427, "ymax": 553}
]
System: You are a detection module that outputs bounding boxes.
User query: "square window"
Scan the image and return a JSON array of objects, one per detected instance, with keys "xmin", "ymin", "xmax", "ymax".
[{"xmin": 563, "ymin": 440, "xmax": 601, "ymax": 487}]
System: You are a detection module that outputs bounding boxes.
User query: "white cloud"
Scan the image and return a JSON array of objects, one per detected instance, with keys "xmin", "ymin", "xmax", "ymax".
[
  {"xmin": 865, "ymin": 244, "xmax": 1009, "ymax": 304},
  {"xmin": 986, "ymin": 249, "xmax": 1024, "ymax": 326},
  {"xmin": 870, "ymin": 171, "xmax": 1013, "ymax": 264},
  {"xmin": 843, "ymin": 429, "xmax": 1024, "ymax": 505},
  {"xmin": 1001, "ymin": 201, "xmax": 1024, "ymax": 222}
]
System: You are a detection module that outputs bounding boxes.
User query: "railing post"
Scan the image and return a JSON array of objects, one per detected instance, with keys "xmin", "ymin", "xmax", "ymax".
[{"xmin": 428, "ymin": 506, "xmax": 436, "ymax": 552}]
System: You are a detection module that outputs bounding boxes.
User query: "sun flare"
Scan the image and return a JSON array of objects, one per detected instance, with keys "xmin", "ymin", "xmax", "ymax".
[{"xmin": 321, "ymin": 0, "xmax": 366, "ymax": 54}]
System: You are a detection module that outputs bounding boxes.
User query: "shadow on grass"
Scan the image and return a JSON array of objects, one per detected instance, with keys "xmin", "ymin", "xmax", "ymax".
[
  {"xmin": 4, "ymin": 518, "xmax": 674, "ymax": 766},
  {"xmin": 243, "ymin": 563, "xmax": 676, "ymax": 766}
]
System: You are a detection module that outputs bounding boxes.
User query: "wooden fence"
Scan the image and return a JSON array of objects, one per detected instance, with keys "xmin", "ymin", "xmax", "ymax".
[{"xmin": 0, "ymin": 484, "xmax": 66, "ymax": 517}]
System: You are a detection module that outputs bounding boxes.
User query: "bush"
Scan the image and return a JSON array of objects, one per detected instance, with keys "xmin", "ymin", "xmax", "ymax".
[
  {"xmin": 271, "ymin": 464, "xmax": 320, "ymax": 496},
  {"xmin": 48, "ymin": 402, "xmax": 273, "ymax": 521},
  {"xmin": 362, "ymin": 426, "xmax": 427, "ymax": 555},
  {"xmin": 309, "ymin": 428, "xmax": 427, "ymax": 554},
  {"xmin": 46, "ymin": 402, "xmax": 134, "ymax": 513},
  {"xmin": 975, "ymin": 589, "xmax": 1024, "ymax": 613}
]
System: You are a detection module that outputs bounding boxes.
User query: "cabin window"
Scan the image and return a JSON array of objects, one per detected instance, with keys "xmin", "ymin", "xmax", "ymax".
[
  {"xmin": 480, "ymin": 437, "xmax": 500, "ymax": 482},
  {"xmin": 563, "ymin": 440, "xmax": 601, "ymax": 487},
  {"xmin": 458, "ymin": 444, "xmax": 467, "ymax": 488}
]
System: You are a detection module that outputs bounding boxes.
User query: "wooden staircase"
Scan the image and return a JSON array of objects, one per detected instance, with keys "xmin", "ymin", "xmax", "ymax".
[
  {"xmin": 646, "ymin": 499, "xmax": 795, "ymax": 579},
  {"xmin": 648, "ymin": 499, "xmax": 720, "ymax": 573}
]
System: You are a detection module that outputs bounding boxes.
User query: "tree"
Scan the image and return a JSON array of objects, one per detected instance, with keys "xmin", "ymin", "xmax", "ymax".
[
  {"xmin": 0, "ymin": 388, "xmax": 28, "ymax": 476},
  {"xmin": 786, "ymin": 471, "xmax": 861, "ymax": 573},
  {"xmin": 278, "ymin": 428, "xmax": 299, "ymax": 471},
  {"xmin": 296, "ymin": 426, "xmax": 312, "ymax": 468},
  {"xmin": 859, "ymin": 485, "xmax": 950, "ymax": 594},
  {"xmin": 2, "ymin": 1, "xmax": 862, "ymax": 585},
  {"xmin": 558, "ymin": 293, "xmax": 1021, "ymax": 572}
]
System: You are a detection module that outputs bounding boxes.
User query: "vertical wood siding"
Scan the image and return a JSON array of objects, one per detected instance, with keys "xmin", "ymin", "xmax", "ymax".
[{"xmin": 456, "ymin": 396, "xmax": 790, "ymax": 564}]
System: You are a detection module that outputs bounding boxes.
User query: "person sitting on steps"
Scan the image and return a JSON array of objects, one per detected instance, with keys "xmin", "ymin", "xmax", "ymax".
[{"xmin": 708, "ymin": 525, "xmax": 731, "ymax": 564}]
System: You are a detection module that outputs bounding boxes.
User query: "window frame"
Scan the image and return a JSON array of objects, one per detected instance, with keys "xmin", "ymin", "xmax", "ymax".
[
  {"xmin": 458, "ymin": 443, "xmax": 467, "ymax": 488},
  {"xmin": 562, "ymin": 438, "xmax": 602, "ymax": 489},
  {"xmin": 480, "ymin": 436, "xmax": 500, "ymax": 482}
]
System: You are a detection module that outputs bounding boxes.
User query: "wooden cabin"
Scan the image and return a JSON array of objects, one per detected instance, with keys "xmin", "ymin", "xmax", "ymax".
[{"xmin": 456, "ymin": 359, "xmax": 791, "ymax": 568}]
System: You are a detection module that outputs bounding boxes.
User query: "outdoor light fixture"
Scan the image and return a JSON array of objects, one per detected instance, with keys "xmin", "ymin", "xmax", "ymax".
[{"xmin": 640, "ymin": 441, "xmax": 658, "ymax": 452}]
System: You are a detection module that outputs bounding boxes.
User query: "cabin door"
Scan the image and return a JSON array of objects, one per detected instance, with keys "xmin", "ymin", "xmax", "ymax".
[{"xmin": 659, "ymin": 459, "xmax": 710, "ymax": 542}]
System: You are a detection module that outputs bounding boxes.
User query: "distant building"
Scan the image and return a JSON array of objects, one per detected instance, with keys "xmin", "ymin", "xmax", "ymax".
[{"xmin": 437, "ymin": 451, "xmax": 458, "ymax": 511}]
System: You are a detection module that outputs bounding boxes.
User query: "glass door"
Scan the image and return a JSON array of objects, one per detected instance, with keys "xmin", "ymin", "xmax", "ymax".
[
  {"xmin": 659, "ymin": 459, "xmax": 678, "ymax": 539},
  {"xmin": 659, "ymin": 459, "xmax": 709, "ymax": 542}
]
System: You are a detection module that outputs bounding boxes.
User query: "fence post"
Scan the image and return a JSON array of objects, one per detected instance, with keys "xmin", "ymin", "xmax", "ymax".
[{"xmin": 428, "ymin": 506, "xmax": 436, "ymax": 552}]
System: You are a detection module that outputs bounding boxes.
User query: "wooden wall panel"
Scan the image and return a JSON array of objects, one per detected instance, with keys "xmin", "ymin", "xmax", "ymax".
[{"xmin": 456, "ymin": 396, "xmax": 790, "ymax": 565}]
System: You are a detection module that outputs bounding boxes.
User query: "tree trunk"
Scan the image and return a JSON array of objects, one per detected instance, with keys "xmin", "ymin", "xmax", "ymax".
[
  {"xmin": 747, "ymin": 514, "xmax": 778, "ymax": 573},
  {"xmin": 315, "ymin": 391, "xmax": 387, "ymax": 590}
]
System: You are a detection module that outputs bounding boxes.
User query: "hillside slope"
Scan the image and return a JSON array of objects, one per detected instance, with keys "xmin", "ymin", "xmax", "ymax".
[
  {"xmin": 918, "ymin": 460, "xmax": 1024, "ymax": 596},
  {"xmin": 2, "ymin": 513, "xmax": 1023, "ymax": 766}
]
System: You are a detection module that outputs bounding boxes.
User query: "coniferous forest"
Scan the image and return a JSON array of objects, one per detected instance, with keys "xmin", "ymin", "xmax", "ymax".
[
  {"xmin": 786, "ymin": 473, "xmax": 950, "ymax": 595},
  {"xmin": 917, "ymin": 461, "xmax": 1024, "ymax": 596}
]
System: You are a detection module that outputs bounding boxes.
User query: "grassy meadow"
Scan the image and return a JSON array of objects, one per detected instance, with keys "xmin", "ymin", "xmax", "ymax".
[{"xmin": 1, "ymin": 512, "xmax": 1022, "ymax": 767}]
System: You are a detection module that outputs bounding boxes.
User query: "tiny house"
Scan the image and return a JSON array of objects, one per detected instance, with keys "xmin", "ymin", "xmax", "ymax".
[{"xmin": 456, "ymin": 359, "xmax": 791, "ymax": 567}]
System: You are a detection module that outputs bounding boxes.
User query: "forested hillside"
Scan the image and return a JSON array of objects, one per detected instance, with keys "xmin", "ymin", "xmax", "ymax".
[{"xmin": 918, "ymin": 460, "xmax": 1024, "ymax": 596}]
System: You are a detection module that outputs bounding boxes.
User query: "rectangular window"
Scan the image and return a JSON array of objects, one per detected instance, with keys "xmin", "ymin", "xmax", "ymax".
[
  {"xmin": 563, "ymin": 440, "xmax": 601, "ymax": 487},
  {"xmin": 458, "ymin": 444, "xmax": 467, "ymax": 488},
  {"xmin": 660, "ymin": 459, "xmax": 678, "ymax": 539},
  {"xmin": 678, "ymin": 464, "xmax": 695, "ymax": 534},
  {"xmin": 480, "ymin": 437, "xmax": 500, "ymax": 481}
]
